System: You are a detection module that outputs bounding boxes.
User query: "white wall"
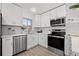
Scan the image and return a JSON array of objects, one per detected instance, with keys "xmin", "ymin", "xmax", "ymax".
[
  {"xmin": 66, "ymin": 3, "xmax": 79, "ymax": 36},
  {"xmin": 66, "ymin": 3, "xmax": 79, "ymax": 23},
  {"xmin": 66, "ymin": 3, "xmax": 79, "ymax": 55}
]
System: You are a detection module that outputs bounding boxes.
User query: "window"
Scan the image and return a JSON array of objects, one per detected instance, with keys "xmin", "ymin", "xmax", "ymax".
[
  {"xmin": 28, "ymin": 20, "xmax": 31, "ymax": 26},
  {"xmin": 22, "ymin": 18, "xmax": 32, "ymax": 26}
]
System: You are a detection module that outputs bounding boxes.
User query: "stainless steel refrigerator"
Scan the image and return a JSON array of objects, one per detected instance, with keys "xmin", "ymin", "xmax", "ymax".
[{"xmin": 0, "ymin": 13, "xmax": 2, "ymax": 56}]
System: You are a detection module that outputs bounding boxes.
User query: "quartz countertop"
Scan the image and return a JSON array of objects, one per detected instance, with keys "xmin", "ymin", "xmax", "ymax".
[{"xmin": 2, "ymin": 34, "xmax": 27, "ymax": 38}]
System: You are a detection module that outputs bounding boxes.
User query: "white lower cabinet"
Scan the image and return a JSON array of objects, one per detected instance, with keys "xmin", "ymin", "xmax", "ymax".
[
  {"xmin": 2, "ymin": 36, "xmax": 13, "ymax": 56},
  {"xmin": 27, "ymin": 34, "xmax": 38, "ymax": 50},
  {"xmin": 27, "ymin": 34, "xmax": 48, "ymax": 50},
  {"xmin": 2, "ymin": 35, "xmax": 26, "ymax": 56},
  {"xmin": 38, "ymin": 34, "xmax": 48, "ymax": 48},
  {"xmin": 27, "ymin": 35, "xmax": 33, "ymax": 50},
  {"xmin": 33, "ymin": 35, "xmax": 39, "ymax": 46}
]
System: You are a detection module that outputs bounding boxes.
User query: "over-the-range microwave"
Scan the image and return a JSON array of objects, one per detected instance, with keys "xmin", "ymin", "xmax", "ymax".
[{"xmin": 50, "ymin": 17, "xmax": 65, "ymax": 27}]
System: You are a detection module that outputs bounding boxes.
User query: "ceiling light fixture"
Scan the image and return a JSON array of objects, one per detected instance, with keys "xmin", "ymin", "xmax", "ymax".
[{"xmin": 30, "ymin": 8, "xmax": 37, "ymax": 12}]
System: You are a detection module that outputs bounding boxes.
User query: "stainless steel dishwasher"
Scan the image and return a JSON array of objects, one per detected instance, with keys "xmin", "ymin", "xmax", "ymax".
[{"xmin": 13, "ymin": 35, "xmax": 27, "ymax": 55}]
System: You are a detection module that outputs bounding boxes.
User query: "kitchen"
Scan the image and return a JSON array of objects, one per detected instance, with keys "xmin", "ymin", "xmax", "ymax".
[{"xmin": 0, "ymin": 3, "xmax": 79, "ymax": 56}]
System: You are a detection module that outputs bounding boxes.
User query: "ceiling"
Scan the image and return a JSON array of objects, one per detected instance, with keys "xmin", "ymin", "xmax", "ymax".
[{"xmin": 17, "ymin": 3, "xmax": 64, "ymax": 15}]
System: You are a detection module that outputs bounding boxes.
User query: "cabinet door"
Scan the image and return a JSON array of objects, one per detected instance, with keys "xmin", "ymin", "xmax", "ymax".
[
  {"xmin": 27, "ymin": 35, "xmax": 33, "ymax": 50},
  {"xmin": 35, "ymin": 35, "xmax": 39, "ymax": 45},
  {"xmin": 39, "ymin": 34, "xmax": 48, "ymax": 48},
  {"xmin": 56, "ymin": 5, "xmax": 66, "ymax": 18},
  {"xmin": 42, "ymin": 35, "xmax": 48, "ymax": 48},
  {"xmin": 30, "ymin": 35, "xmax": 37, "ymax": 48},
  {"xmin": 39, "ymin": 35, "xmax": 44, "ymax": 47},
  {"xmin": 33, "ymin": 35, "xmax": 38, "ymax": 46},
  {"xmin": 27, "ymin": 34, "xmax": 39, "ymax": 50},
  {"xmin": 38, "ymin": 34, "xmax": 43, "ymax": 46},
  {"xmin": 50, "ymin": 9, "xmax": 57, "ymax": 19},
  {"xmin": 41, "ymin": 12, "xmax": 50, "ymax": 27},
  {"xmin": 33, "ymin": 15, "xmax": 41, "ymax": 27},
  {"xmin": 2, "ymin": 36, "xmax": 13, "ymax": 56},
  {"xmin": 13, "ymin": 36, "xmax": 20, "ymax": 54}
]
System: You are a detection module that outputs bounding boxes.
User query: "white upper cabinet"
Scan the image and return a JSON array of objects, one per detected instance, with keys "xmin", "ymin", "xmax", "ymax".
[
  {"xmin": 56, "ymin": 5, "xmax": 66, "ymax": 18},
  {"xmin": 40, "ymin": 12, "xmax": 50, "ymax": 27},
  {"xmin": 33, "ymin": 12, "xmax": 50, "ymax": 27},
  {"xmin": 50, "ymin": 9, "xmax": 57, "ymax": 19},
  {"xmin": 50, "ymin": 5, "xmax": 66, "ymax": 19},
  {"xmin": 2, "ymin": 4, "xmax": 23, "ymax": 26},
  {"xmin": 33, "ymin": 5, "xmax": 67, "ymax": 27},
  {"xmin": 33, "ymin": 15, "xmax": 41, "ymax": 27}
]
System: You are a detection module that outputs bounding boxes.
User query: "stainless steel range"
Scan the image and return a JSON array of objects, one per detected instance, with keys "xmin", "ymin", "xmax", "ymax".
[{"xmin": 48, "ymin": 29, "xmax": 65, "ymax": 55}]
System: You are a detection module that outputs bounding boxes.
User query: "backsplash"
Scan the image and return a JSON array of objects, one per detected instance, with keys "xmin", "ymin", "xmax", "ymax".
[
  {"xmin": 2, "ymin": 25, "xmax": 28, "ymax": 35},
  {"xmin": 34, "ymin": 27, "xmax": 52, "ymax": 34},
  {"xmin": 2, "ymin": 25, "xmax": 65, "ymax": 35}
]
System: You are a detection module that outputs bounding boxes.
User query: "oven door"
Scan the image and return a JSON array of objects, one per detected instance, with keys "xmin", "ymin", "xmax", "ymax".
[{"xmin": 48, "ymin": 36, "xmax": 64, "ymax": 51}]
